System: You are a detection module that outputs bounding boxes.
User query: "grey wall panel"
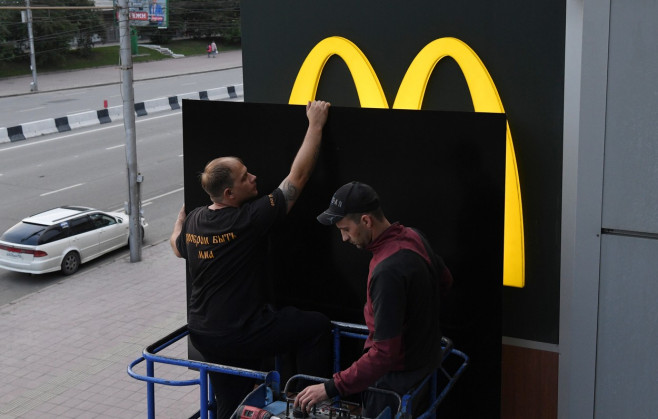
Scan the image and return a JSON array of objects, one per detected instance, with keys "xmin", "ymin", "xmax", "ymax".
[
  {"xmin": 596, "ymin": 234, "xmax": 658, "ymax": 418},
  {"xmin": 559, "ymin": 0, "xmax": 610, "ymax": 416},
  {"xmin": 603, "ymin": 0, "xmax": 658, "ymax": 234}
]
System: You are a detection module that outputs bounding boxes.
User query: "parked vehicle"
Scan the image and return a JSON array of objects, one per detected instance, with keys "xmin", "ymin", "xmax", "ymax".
[{"xmin": 0, "ymin": 206, "xmax": 147, "ymax": 275}]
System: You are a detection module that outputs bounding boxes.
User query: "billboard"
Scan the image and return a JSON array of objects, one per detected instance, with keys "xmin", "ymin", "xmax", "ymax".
[{"xmin": 115, "ymin": 0, "xmax": 168, "ymax": 28}]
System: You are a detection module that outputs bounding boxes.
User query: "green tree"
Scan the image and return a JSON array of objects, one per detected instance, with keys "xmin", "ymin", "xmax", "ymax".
[
  {"xmin": 31, "ymin": 0, "xmax": 103, "ymax": 62},
  {"xmin": 141, "ymin": 0, "xmax": 241, "ymax": 45},
  {"xmin": 0, "ymin": 0, "xmax": 103, "ymax": 66},
  {"xmin": 0, "ymin": 2, "xmax": 25, "ymax": 61}
]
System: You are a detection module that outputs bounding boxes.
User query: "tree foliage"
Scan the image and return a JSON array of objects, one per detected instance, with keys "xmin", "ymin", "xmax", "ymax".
[
  {"xmin": 0, "ymin": 1, "xmax": 26, "ymax": 61},
  {"xmin": 0, "ymin": 0, "xmax": 103, "ymax": 66},
  {"xmin": 0, "ymin": 0, "xmax": 241, "ymax": 68},
  {"xmin": 141, "ymin": 0, "xmax": 241, "ymax": 45}
]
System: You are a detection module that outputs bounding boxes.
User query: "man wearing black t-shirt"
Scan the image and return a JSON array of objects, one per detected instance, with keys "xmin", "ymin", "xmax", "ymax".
[{"xmin": 170, "ymin": 100, "xmax": 331, "ymax": 419}]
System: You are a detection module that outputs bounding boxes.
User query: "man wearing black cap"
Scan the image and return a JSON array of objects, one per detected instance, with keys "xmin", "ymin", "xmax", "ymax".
[
  {"xmin": 295, "ymin": 181, "xmax": 453, "ymax": 417},
  {"xmin": 170, "ymin": 100, "xmax": 332, "ymax": 419}
]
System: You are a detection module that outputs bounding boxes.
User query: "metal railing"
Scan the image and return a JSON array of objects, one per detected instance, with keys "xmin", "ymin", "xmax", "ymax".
[
  {"xmin": 127, "ymin": 322, "xmax": 468, "ymax": 419},
  {"xmin": 127, "ymin": 324, "xmax": 280, "ymax": 419}
]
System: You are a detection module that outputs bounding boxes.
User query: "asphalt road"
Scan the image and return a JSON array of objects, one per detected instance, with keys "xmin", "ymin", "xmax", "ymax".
[
  {"xmin": 0, "ymin": 110, "xmax": 185, "ymax": 304},
  {"xmin": 0, "ymin": 111, "xmax": 183, "ymax": 305},
  {"xmin": 0, "ymin": 58, "xmax": 249, "ymax": 303},
  {"xmin": 0, "ymin": 68, "xmax": 243, "ymax": 128}
]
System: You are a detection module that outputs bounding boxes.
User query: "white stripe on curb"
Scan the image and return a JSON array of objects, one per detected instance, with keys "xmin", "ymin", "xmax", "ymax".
[
  {"xmin": 0, "ymin": 127, "xmax": 8, "ymax": 143},
  {"xmin": 108, "ymin": 105, "xmax": 123, "ymax": 121},
  {"xmin": 143, "ymin": 97, "xmax": 172, "ymax": 114},
  {"xmin": 68, "ymin": 110, "xmax": 101, "ymax": 131},
  {"xmin": 0, "ymin": 84, "xmax": 243, "ymax": 144},
  {"xmin": 21, "ymin": 119, "xmax": 58, "ymax": 138}
]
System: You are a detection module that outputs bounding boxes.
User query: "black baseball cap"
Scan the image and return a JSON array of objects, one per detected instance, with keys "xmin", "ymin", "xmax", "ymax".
[{"xmin": 317, "ymin": 181, "xmax": 380, "ymax": 225}]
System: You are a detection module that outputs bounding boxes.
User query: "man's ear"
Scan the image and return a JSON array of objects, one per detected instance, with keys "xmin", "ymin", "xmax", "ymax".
[
  {"xmin": 361, "ymin": 214, "xmax": 373, "ymax": 228},
  {"xmin": 223, "ymin": 187, "xmax": 232, "ymax": 201}
]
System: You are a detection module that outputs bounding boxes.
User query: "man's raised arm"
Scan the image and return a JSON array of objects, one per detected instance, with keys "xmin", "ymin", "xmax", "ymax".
[{"xmin": 279, "ymin": 100, "xmax": 330, "ymax": 213}]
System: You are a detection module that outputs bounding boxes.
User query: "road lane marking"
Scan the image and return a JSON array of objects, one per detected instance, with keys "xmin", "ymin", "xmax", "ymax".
[
  {"xmin": 145, "ymin": 187, "xmax": 184, "ymax": 203},
  {"xmin": 40, "ymin": 183, "xmax": 85, "ymax": 196},
  {"xmin": 0, "ymin": 125, "xmax": 120, "ymax": 153},
  {"xmin": 106, "ymin": 144, "xmax": 125, "ymax": 150},
  {"xmin": 0, "ymin": 111, "xmax": 181, "ymax": 153},
  {"xmin": 110, "ymin": 187, "xmax": 184, "ymax": 212},
  {"xmin": 17, "ymin": 106, "xmax": 46, "ymax": 112},
  {"xmin": 62, "ymin": 90, "xmax": 88, "ymax": 96}
]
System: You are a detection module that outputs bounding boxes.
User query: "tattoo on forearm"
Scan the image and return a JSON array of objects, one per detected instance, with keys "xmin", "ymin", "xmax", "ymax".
[{"xmin": 282, "ymin": 181, "xmax": 299, "ymax": 203}]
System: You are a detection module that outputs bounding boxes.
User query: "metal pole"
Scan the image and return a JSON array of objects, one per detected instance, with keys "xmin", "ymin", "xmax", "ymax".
[
  {"xmin": 118, "ymin": 0, "xmax": 142, "ymax": 262},
  {"xmin": 25, "ymin": 0, "xmax": 38, "ymax": 91}
]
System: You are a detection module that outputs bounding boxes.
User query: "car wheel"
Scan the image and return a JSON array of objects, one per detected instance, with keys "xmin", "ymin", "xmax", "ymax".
[{"xmin": 61, "ymin": 251, "xmax": 80, "ymax": 276}]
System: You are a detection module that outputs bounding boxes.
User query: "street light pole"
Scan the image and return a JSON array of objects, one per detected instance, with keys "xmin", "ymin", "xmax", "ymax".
[
  {"xmin": 25, "ymin": 0, "xmax": 38, "ymax": 91},
  {"xmin": 118, "ymin": 0, "xmax": 142, "ymax": 262}
]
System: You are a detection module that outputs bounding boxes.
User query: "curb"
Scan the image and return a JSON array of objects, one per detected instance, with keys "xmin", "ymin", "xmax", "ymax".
[
  {"xmin": 0, "ymin": 64, "xmax": 243, "ymax": 99},
  {"xmin": 0, "ymin": 84, "xmax": 243, "ymax": 144}
]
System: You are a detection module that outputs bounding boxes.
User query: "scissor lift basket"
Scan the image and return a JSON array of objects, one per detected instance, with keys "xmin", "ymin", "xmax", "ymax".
[{"xmin": 127, "ymin": 321, "xmax": 468, "ymax": 419}]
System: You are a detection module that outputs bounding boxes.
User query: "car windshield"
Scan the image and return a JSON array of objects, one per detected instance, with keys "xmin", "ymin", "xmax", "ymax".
[{"xmin": 0, "ymin": 222, "xmax": 47, "ymax": 245}]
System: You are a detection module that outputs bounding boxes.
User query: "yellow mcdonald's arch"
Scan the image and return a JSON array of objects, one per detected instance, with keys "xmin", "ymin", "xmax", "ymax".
[
  {"xmin": 289, "ymin": 37, "xmax": 389, "ymax": 108},
  {"xmin": 290, "ymin": 36, "xmax": 525, "ymax": 288}
]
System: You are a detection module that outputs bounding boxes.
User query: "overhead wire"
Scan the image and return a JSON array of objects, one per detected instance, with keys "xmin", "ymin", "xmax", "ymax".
[{"xmin": 1, "ymin": 1, "xmax": 241, "ymax": 63}]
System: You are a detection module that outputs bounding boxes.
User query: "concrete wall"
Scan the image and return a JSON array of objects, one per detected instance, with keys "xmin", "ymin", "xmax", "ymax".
[
  {"xmin": 560, "ymin": 0, "xmax": 658, "ymax": 417},
  {"xmin": 596, "ymin": 0, "xmax": 658, "ymax": 416}
]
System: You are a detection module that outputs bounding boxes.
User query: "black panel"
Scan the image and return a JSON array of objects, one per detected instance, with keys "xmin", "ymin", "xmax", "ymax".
[
  {"xmin": 241, "ymin": 0, "xmax": 565, "ymax": 346},
  {"xmin": 8, "ymin": 125, "xmax": 25, "ymax": 142},
  {"xmin": 55, "ymin": 117, "xmax": 71, "ymax": 132},
  {"xmin": 168, "ymin": 96, "xmax": 180, "ymax": 110},
  {"xmin": 134, "ymin": 102, "xmax": 147, "ymax": 117},
  {"xmin": 183, "ymin": 100, "xmax": 506, "ymax": 417},
  {"xmin": 97, "ymin": 109, "xmax": 111, "ymax": 124}
]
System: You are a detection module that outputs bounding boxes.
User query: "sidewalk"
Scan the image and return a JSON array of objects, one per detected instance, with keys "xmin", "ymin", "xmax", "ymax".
[
  {"xmin": 0, "ymin": 240, "xmax": 201, "ymax": 418},
  {"xmin": 0, "ymin": 52, "xmax": 242, "ymax": 418},
  {"xmin": 0, "ymin": 49, "xmax": 243, "ymax": 98}
]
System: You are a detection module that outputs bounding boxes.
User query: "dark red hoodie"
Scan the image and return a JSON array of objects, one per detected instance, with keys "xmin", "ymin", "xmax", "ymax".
[{"xmin": 325, "ymin": 223, "xmax": 452, "ymax": 398}]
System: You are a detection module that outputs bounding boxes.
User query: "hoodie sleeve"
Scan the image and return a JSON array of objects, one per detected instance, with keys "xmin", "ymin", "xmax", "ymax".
[{"xmin": 330, "ymin": 261, "xmax": 407, "ymax": 396}]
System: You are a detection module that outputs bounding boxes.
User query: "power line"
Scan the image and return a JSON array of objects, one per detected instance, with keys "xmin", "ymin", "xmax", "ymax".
[{"xmin": 0, "ymin": 6, "xmax": 114, "ymax": 10}]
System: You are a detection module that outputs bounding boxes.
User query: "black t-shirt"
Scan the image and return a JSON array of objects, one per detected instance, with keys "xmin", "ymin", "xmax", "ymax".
[{"xmin": 176, "ymin": 188, "xmax": 287, "ymax": 336}]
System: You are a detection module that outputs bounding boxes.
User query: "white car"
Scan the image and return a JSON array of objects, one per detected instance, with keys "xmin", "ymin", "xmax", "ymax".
[{"xmin": 0, "ymin": 206, "xmax": 147, "ymax": 275}]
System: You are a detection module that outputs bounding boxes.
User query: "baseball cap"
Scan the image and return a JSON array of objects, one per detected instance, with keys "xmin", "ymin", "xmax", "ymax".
[{"xmin": 317, "ymin": 181, "xmax": 380, "ymax": 225}]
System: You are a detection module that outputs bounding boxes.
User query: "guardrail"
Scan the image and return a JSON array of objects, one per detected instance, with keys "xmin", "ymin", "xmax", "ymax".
[{"xmin": 0, "ymin": 84, "xmax": 244, "ymax": 143}]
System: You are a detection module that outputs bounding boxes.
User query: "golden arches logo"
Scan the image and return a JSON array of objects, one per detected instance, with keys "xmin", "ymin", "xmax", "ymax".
[{"xmin": 290, "ymin": 36, "xmax": 525, "ymax": 288}]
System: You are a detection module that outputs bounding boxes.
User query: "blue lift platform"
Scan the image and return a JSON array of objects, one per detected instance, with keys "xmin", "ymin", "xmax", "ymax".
[{"xmin": 128, "ymin": 321, "xmax": 468, "ymax": 419}]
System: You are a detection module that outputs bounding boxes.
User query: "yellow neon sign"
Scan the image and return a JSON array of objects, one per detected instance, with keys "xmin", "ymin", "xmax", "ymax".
[
  {"xmin": 290, "ymin": 36, "xmax": 525, "ymax": 288},
  {"xmin": 289, "ymin": 37, "xmax": 389, "ymax": 108}
]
